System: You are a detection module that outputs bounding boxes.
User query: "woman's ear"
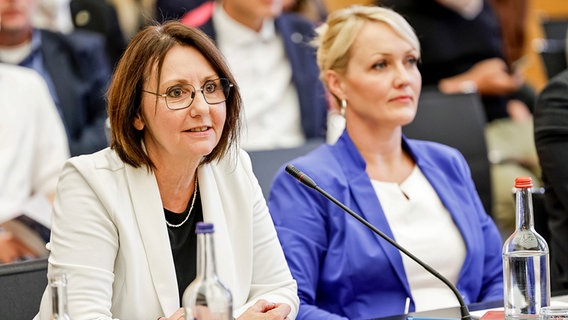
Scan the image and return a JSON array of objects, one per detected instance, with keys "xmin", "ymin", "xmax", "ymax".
[
  {"xmin": 325, "ymin": 70, "xmax": 346, "ymax": 101},
  {"xmin": 133, "ymin": 113, "xmax": 145, "ymax": 131}
]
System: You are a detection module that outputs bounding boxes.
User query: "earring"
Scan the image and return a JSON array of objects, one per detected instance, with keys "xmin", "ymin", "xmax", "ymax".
[{"xmin": 340, "ymin": 99, "xmax": 347, "ymax": 117}]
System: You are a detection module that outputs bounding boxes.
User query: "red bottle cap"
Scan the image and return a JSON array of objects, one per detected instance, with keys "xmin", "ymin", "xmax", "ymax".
[{"xmin": 515, "ymin": 177, "xmax": 533, "ymax": 188}]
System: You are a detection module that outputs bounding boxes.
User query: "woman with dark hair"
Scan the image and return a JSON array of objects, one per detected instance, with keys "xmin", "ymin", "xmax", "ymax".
[{"xmin": 34, "ymin": 21, "xmax": 298, "ymax": 320}]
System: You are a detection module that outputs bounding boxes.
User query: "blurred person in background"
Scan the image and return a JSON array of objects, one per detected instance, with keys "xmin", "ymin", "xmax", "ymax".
[
  {"xmin": 155, "ymin": 0, "xmax": 207, "ymax": 22},
  {"xmin": 157, "ymin": 0, "xmax": 327, "ymax": 25},
  {"xmin": 0, "ymin": 63, "xmax": 69, "ymax": 264},
  {"xmin": 0, "ymin": 0, "xmax": 111, "ymax": 156},
  {"xmin": 283, "ymin": 0, "xmax": 328, "ymax": 24},
  {"xmin": 488, "ymin": 0, "xmax": 528, "ymax": 70},
  {"xmin": 107, "ymin": 0, "xmax": 155, "ymax": 40},
  {"xmin": 488, "ymin": 0, "xmax": 537, "ymax": 118},
  {"xmin": 534, "ymin": 68, "xmax": 568, "ymax": 291},
  {"xmin": 32, "ymin": 0, "xmax": 73, "ymax": 33},
  {"xmin": 181, "ymin": 0, "xmax": 328, "ymax": 151}
]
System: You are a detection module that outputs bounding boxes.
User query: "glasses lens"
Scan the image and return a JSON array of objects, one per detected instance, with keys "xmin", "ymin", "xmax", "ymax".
[
  {"xmin": 203, "ymin": 79, "xmax": 231, "ymax": 104},
  {"xmin": 165, "ymin": 84, "xmax": 195, "ymax": 110}
]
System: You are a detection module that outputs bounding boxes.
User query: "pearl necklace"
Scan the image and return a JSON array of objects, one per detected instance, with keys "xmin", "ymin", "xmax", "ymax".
[{"xmin": 166, "ymin": 177, "xmax": 198, "ymax": 228}]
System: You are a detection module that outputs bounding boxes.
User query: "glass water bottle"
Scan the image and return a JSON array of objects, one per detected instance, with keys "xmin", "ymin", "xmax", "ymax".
[
  {"xmin": 182, "ymin": 222, "xmax": 233, "ymax": 320},
  {"xmin": 503, "ymin": 177, "xmax": 550, "ymax": 319},
  {"xmin": 50, "ymin": 273, "xmax": 71, "ymax": 320}
]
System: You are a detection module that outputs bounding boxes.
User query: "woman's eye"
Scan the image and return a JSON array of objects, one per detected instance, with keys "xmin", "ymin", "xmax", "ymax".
[
  {"xmin": 406, "ymin": 57, "xmax": 418, "ymax": 65},
  {"xmin": 372, "ymin": 61, "xmax": 387, "ymax": 69},
  {"xmin": 167, "ymin": 87, "xmax": 185, "ymax": 98},
  {"xmin": 204, "ymin": 82, "xmax": 218, "ymax": 94}
]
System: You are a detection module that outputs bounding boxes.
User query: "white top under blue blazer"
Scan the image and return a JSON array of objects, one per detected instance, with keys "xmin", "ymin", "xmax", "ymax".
[{"xmin": 268, "ymin": 131, "xmax": 503, "ymax": 320}]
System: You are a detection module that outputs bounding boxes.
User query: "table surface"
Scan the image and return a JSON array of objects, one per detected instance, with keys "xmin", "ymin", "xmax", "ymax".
[{"xmin": 372, "ymin": 293, "xmax": 568, "ymax": 320}]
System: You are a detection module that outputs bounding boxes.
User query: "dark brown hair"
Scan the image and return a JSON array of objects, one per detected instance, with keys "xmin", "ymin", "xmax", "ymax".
[{"xmin": 107, "ymin": 21, "xmax": 241, "ymax": 170}]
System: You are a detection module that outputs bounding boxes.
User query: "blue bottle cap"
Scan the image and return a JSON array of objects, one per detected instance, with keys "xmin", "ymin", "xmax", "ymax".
[{"xmin": 196, "ymin": 222, "xmax": 214, "ymax": 234}]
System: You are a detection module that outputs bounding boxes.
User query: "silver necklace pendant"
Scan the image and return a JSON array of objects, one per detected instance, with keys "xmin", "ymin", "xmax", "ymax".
[{"xmin": 166, "ymin": 177, "xmax": 198, "ymax": 228}]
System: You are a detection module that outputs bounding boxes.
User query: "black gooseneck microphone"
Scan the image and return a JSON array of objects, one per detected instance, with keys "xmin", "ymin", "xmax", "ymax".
[{"xmin": 285, "ymin": 164, "xmax": 472, "ymax": 320}]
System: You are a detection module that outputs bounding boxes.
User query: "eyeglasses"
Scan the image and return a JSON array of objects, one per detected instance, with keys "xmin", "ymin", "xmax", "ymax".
[{"xmin": 142, "ymin": 78, "xmax": 233, "ymax": 110}]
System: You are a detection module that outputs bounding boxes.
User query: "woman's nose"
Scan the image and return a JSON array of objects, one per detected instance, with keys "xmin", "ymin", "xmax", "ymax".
[
  {"xmin": 189, "ymin": 91, "xmax": 210, "ymax": 117},
  {"xmin": 394, "ymin": 64, "xmax": 411, "ymax": 86}
]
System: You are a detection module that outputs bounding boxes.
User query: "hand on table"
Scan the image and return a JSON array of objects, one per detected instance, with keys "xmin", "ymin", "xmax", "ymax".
[
  {"xmin": 158, "ymin": 307, "xmax": 185, "ymax": 320},
  {"xmin": 162, "ymin": 300, "xmax": 291, "ymax": 320},
  {"xmin": 237, "ymin": 299, "xmax": 291, "ymax": 320}
]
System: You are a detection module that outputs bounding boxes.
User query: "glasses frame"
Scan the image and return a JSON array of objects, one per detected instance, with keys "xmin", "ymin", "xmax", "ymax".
[{"xmin": 142, "ymin": 78, "xmax": 233, "ymax": 110}]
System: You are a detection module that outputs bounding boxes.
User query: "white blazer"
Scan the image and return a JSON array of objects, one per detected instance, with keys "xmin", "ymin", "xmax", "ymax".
[{"xmin": 34, "ymin": 148, "xmax": 299, "ymax": 319}]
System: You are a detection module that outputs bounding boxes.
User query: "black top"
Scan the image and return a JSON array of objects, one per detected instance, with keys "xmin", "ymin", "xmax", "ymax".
[
  {"xmin": 164, "ymin": 186, "xmax": 203, "ymax": 303},
  {"xmin": 378, "ymin": 0, "xmax": 509, "ymax": 121}
]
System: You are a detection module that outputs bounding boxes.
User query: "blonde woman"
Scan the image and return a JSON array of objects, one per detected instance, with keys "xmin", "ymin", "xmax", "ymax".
[{"xmin": 268, "ymin": 6, "xmax": 503, "ymax": 319}]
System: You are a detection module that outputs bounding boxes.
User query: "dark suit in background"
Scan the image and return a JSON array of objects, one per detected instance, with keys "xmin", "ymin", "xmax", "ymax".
[
  {"xmin": 534, "ymin": 68, "xmax": 568, "ymax": 291},
  {"xmin": 39, "ymin": 29, "xmax": 111, "ymax": 156},
  {"xmin": 2, "ymin": 29, "xmax": 111, "ymax": 156},
  {"xmin": 155, "ymin": 0, "xmax": 208, "ymax": 21},
  {"xmin": 378, "ymin": 0, "xmax": 508, "ymax": 121}
]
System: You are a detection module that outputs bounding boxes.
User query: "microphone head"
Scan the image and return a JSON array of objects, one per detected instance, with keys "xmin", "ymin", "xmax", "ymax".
[
  {"xmin": 285, "ymin": 164, "xmax": 302, "ymax": 179},
  {"xmin": 285, "ymin": 164, "xmax": 317, "ymax": 189}
]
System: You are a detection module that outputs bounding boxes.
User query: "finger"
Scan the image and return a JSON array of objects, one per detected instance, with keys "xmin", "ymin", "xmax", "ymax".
[
  {"xmin": 171, "ymin": 307, "xmax": 185, "ymax": 320},
  {"xmin": 253, "ymin": 299, "xmax": 277, "ymax": 312},
  {"xmin": 267, "ymin": 304, "xmax": 292, "ymax": 318},
  {"xmin": 263, "ymin": 302, "xmax": 278, "ymax": 312}
]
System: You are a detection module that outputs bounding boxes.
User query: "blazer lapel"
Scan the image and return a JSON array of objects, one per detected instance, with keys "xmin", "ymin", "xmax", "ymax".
[
  {"xmin": 416, "ymin": 156, "xmax": 475, "ymax": 272},
  {"xmin": 198, "ymin": 164, "xmax": 237, "ymax": 295},
  {"xmin": 333, "ymin": 134, "xmax": 412, "ymax": 293},
  {"xmin": 125, "ymin": 164, "xmax": 180, "ymax": 314},
  {"xmin": 349, "ymin": 171, "xmax": 411, "ymax": 292}
]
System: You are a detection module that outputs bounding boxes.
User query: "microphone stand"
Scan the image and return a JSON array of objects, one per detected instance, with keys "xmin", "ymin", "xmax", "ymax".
[{"xmin": 285, "ymin": 164, "xmax": 472, "ymax": 320}]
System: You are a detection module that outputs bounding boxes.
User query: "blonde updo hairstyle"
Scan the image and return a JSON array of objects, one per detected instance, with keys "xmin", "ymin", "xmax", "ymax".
[{"xmin": 313, "ymin": 5, "xmax": 420, "ymax": 101}]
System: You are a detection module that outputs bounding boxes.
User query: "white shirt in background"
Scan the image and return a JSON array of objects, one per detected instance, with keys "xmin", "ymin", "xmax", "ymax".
[
  {"xmin": 213, "ymin": 4, "xmax": 305, "ymax": 151},
  {"xmin": 0, "ymin": 64, "xmax": 69, "ymax": 227},
  {"xmin": 32, "ymin": 0, "xmax": 74, "ymax": 33}
]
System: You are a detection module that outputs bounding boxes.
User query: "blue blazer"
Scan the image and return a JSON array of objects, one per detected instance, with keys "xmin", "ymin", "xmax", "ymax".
[
  {"xmin": 268, "ymin": 131, "xmax": 503, "ymax": 320},
  {"xmin": 40, "ymin": 29, "xmax": 111, "ymax": 156},
  {"xmin": 195, "ymin": 10, "xmax": 328, "ymax": 140}
]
